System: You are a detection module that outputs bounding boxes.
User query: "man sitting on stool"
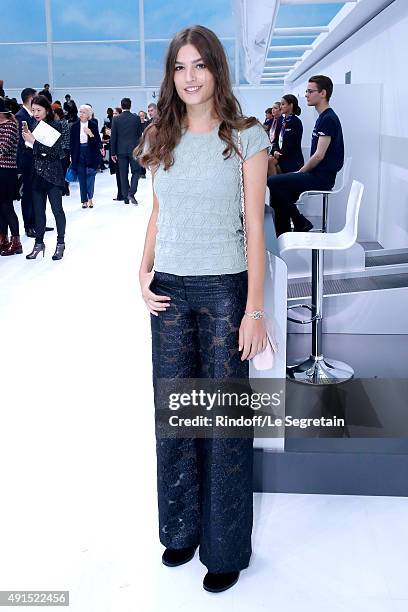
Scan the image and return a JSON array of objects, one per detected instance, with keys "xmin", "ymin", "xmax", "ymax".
[{"xmin": 267, "ymin": 75, "xmax": 344, "ymax": 236}]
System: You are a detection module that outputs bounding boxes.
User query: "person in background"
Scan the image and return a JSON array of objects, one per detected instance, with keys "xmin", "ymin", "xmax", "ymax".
[
  {"xmin": 6, "ymin": 97, "xmax": 20, "ymax": 115},
  {"xmin": 110, "ymin": 97, "xmax": 143, "ymax": 205},
  {"xmin": 22, "ymin": 95, "xmax": 66, "ymax": 260},
  {"xmin": 269, "ymin": 101, "xmax": 282, "ymax": 143},
  {"xmin": 263, "ymin": 107, "xmax": 273, "ymax": 132},
  {"xmin": 15, "ymin": 87, "xmax": 37, "ymax": 237},
  {"xmin": 53, "ymin": 107, "xmax": 71, "ymax": 196},
  {"xmin": 39, "ymin": 83, "xmax": 52, "ymax": 103},
  {"xmin": 110, "ymin": 107, "xmax": 123, "ymax": 201},
  {"xmin": 85, "ymin": 105, "xmax": 104, "ymax": 170},
  {"xmin": 0, "ymin": 80, "xmax": 5, "ymax": 98},
  {"xmin": 268, "ymin": 75, "xmax": 344, "ymax": 236},
  {"xmin": 138, "ymin": 111, "xmax": 148, "ymax": 178},
  {"xmin": 103, "ymin": 108, "xmax": 114, "ymax": 129},
  {"xmin": 64, "ymin": 94, "xmax": 78, "ymax": 123},
  {"xmin": 267, "ymin": 101, "xmax": 283, "ymax": 176},
  {"xmin": 268, "ymin": 94, "xmax": 303, "ymax": 177},
  {"xmin": 0, "ymin": 98, "xmax": 22, "ymax": 256},
  {"xmin": 138, "ymin": 110, "xmax": 149, "ymax": 130},
  {"xmin": 100, "ymin": 123, "xmax": 111, "ymax": 169},
  {"xmin": 147, "ymin": 102, "xmax": 158, "ymax": 124},
  {"xmin": 69, "ymin": 104, "xmax": 103, "ymax": 209},
  {"xmin": 86, "ymin": 104, "xmax": 98, "ymax": 129}
]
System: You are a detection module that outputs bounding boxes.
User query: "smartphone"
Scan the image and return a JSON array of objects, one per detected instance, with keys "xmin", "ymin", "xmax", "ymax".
[{"xmin": 21, "ymin": 120, "xmax": 28, "ymax": 132}]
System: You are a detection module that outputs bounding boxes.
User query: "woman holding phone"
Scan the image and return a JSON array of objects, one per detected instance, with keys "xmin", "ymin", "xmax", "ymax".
[
  {"xmin": 22, "ymin": 95, "xmax": 67, "ymax": 260},
  {"xmin": 136, "ymin": 25, "xmax": 270, "ymax": 593}
]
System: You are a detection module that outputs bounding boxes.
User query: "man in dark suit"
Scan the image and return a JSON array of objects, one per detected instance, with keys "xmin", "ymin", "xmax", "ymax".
[
  {"xmin": 15, "ymin": 87, "xmax": 37, "ymax": 237},
  {"xmin": 39, "ymin": 83, "xmax": 52, "ymax": 103},
  {"xmin": 110, "ymin": 98, "xmax": 143, "ymax": 204}
]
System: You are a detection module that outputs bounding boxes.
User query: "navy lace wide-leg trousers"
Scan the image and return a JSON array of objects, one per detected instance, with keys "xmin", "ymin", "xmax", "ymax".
[{"xmin": 150, "ymin": 271, "xmax": 253, "ymax": 573}]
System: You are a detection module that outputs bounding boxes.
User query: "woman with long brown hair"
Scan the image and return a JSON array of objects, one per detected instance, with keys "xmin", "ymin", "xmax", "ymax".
[{"xmin": 136, "ymin": 25, "xmax": 270, "ymax": 593}]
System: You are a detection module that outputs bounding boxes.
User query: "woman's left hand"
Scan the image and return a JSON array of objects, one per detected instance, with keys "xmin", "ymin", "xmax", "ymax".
[
  {"xmin": 22, "ymin": 130, "xmax": 35, "ymax": 144},
  {"xmin": 84, "ymin": 127, "xmax": 94, "ymax": 137},
  {"xmin": 239, "ymin": 316, "xmax": 267, "ymax": 360}
]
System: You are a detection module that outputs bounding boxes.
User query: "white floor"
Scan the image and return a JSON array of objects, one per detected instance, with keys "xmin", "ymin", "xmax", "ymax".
[{"xmin": 1, "ymin": 171, "xmax": 407, "ymax": 612}]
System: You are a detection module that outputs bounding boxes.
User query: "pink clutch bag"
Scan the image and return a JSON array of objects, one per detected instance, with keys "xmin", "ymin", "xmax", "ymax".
[{"xmin": 251, "ymin": 317, "xmax": 278, "ymax": 371}]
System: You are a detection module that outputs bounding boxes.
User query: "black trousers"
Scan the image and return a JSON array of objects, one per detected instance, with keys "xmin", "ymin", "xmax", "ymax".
[
  {"xmin": 32, "ymin": 179, "xmax": 66, "ymax": 244},
  {"xmin": 20, "ymin": 156, "xmax": 35, "ymax": 231},
  {"xmin": 115, "ymin": 165, "xmax": 123, "ymax": 199},
  {"xmin": 117, "ymin": 154, "xmax": 141, "ymax": 198},
  {"xmin": 0, "ymin": 168, "xmax": 19, "ymax": 236},
  {"xmin": 267, "ymin": 170, "xmax": 335, "ymax": 236},
  {"xmin": 150, "ymin": 271, "xmax": 253, "ymax": 573}
]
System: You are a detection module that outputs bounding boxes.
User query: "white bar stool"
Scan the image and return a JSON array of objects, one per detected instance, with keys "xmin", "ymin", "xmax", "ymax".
[
  {"xmin": 278, "ymin": 180, "xmax": 364, "ymax": 385},
  {"xmin": 297, "ymin": 157, "xmax": 352, "ymax": 231}
]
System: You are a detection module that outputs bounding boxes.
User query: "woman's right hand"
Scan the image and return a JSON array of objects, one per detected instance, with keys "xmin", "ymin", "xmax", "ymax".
[{"xmin": 140, "ymin": 270, "xmax": 171, "ymax": 316}]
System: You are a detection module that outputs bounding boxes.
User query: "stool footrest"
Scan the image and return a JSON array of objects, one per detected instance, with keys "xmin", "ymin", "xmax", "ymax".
[{"xmin": 287, "ymin": 304, "xmax": 320, "ymax": 325}]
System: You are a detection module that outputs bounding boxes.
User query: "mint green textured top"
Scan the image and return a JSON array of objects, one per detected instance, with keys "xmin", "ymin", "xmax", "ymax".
[{"xmin": 153, "ymin": 123, "xmax": 271, "ymax": 276}]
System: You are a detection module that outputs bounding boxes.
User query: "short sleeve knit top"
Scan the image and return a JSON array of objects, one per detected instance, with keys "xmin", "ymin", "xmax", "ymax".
[{"xmin": 153, "ymin": 122, "xmax": 271, "ymax": 276}]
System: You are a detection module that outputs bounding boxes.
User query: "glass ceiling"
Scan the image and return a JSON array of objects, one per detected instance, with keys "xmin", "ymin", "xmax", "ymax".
[
  {"xmin": 275, "ymin": 3, "xmax": 346, "ymax": 28},
  {"xmin": 0, "ymin": 0, "xmax": 350, "ymax": 89}
]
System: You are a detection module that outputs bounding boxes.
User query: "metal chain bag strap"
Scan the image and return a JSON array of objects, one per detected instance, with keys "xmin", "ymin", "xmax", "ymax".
[{"xmin": 237, "ymin": 130, "xmax": 278, "ymax": 371}]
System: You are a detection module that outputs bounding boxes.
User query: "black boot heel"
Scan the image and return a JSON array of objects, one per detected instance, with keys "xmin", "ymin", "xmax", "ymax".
[
  {"xmin": 52, "ymin": 243, "xmax": 65, "ymax": 261},
  {"xmin": 26, "ymin": 243, "xmax": 45, "ymax": 259}
]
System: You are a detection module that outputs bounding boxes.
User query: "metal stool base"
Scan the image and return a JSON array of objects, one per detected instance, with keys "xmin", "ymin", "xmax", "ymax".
[{"xmin": 287, "ymin": 355, "xmax": 354, "ymax": 385}]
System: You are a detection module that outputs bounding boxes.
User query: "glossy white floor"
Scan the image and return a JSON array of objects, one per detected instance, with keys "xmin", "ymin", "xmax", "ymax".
[{"xmin": 1, "ymin": 170, "xmax": 407, "ymax": 612}]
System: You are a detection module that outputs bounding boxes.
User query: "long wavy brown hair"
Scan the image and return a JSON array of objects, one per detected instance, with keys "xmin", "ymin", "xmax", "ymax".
[{"xmin": 135, "ymin": 25, "xmax": 258, "ymax": 170}]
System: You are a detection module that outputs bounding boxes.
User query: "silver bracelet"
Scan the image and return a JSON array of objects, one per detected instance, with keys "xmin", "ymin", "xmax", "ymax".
[{"xmin": 245, "ymin": 310, "xmax": 265, "ymax": 320}]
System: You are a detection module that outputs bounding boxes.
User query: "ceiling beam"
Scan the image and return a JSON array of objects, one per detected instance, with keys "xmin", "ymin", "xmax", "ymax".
[
  {"xmin": 266, "ymin": 56, "xmax": 301, "ymax": 63},
  {"xmin": 274, "ymin": 26, "xmax": 329, "ymax": 35},
  {"xmin": 268, "ymin": 44, "xmax": 313, "ymax": 52},
  {"xmin": 264, "ymin": 65, "xmax": 296, "ymax": 70},
  {"xmin": 273, "ymin": 34, "xmax": 318, "ymax": 39},
  {"xmin": 281, "ymin": 0, "xmax": 356, "ymax": 4}
]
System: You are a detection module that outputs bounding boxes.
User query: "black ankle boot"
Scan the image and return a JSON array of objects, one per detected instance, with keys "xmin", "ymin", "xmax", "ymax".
[
  {"xmin": 162, "ymin": 546, "xmax": 196, "ymax": 567},
  {"xmin": 203, "ymin": 571, "xmax": 240, "ymax": 593},
  {"xmin": 26, "ymin": 242, "xmax": 45, "ymax": 259},
  {"xmin": 52, "ymin": 243, "xmax": 65, "ymax": 261}
]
